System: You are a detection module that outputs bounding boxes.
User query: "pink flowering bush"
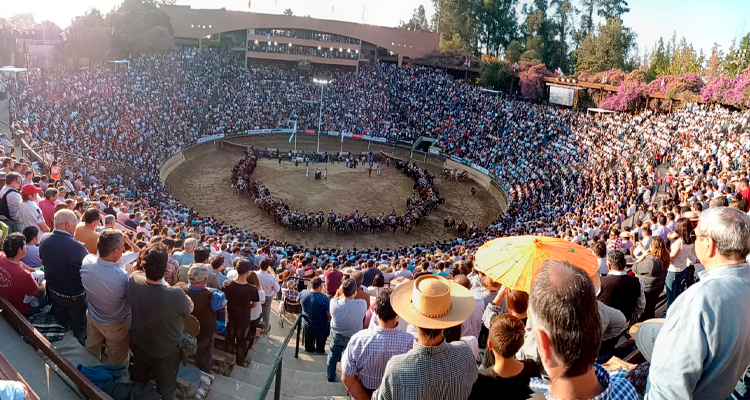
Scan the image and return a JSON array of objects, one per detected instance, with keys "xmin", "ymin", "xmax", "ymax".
[
  {"xmin": 701, "ymin": 66, "xmax": 750, "ymax": 109},
  {"xmin": 519, "ymin": 63, "xmax": 553, "ymax": 100},
  {"xmin": 578, "ymin": 69, "xmax": 626, "ymax": 85}
]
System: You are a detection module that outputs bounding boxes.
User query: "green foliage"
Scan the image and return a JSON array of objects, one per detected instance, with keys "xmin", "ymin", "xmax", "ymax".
[
  {"xmin": 724, "ymin": 33, "xmax": 750, "ymax": 77},
  {"xmin": 437, "ymin": 0, "xmax": 478, "ymax": 52},
  {"xmin": 399, "ymin": 5, "xmax": 431, "ymax": 31},
  {"xmin": 573, "ymin": 18, "xmax": 636, "ymax": 76},
  {"xmin": 479, "ymin": 59, "xmax": 511, "ymax": 90},
  {"xmin": 440, "ymin": 32, "xmax": 470, "ymax": 53},
  {"xmin": 474, "ymin": 0, "xmax": 519, "ymax": 56},
  {"xmin": 505, "ymin": 40, "xmax": 523, "ymax": 64},
  {"xmin": 597, "ymin": 0, "xmax": 629, "ymax": 19},
  {"xmin": 107, "ymin": 0, "xmax": 174, "ymax": 58},
  {"xmin": 8, "ymin": 13, "xmax": 36, "ymax": 30}
]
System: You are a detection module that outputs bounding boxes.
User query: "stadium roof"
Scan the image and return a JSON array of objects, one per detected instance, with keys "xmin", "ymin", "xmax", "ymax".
[
  {"xmin": 0, "ymin": 67, "xmax": 27, "ymax": 73},
  {"xmin": 161, "ymin": 5, "xmax": 439, "ymax": 60}
]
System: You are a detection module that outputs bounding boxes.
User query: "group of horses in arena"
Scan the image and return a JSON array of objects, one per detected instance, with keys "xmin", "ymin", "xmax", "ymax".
[
  {"xmin": 443, "ymin": 168, "xmax": 469, "ymax": 181},
  {"xmin": 443, "ymin": 215, "xmax": 479, "ymax": 238},
  {"xmin": 230, "ymin": 150, "xmax": 445, "ymax": 236}
]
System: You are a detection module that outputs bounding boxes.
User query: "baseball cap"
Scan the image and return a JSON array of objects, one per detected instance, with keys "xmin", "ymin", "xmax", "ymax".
[
  {"xmin": 21, "ymin": 184, "xmax": 43, "ymax": 195},
  {"xmin": 188, "ymin": 264, "xmax": 211, "ymax": 284}
]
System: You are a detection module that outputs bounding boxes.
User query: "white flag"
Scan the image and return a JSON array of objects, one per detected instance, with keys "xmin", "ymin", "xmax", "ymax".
[
  {"xmin": 289, "ymin": 121, "xmax": 297, "ymax": 143},
  {"xmin": 341, "ymin": 131, "xmax": 344, "ymax": 144}
]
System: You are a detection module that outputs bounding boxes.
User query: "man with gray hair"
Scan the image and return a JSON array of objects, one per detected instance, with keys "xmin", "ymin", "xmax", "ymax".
[
  {"xmin": 39, "ymin": 209, "xmax": 90, "ymax": 344},
  {"xmin": 80, "ymin": 229, "xmax": 130, "ymax": 366},
  {"xmin": 647, "ymin": 207, "xmax": 750, "ymax": 400},
  {"xmin": 182, "ymin": 264, "xmax": 226, "ymax": 373},
  {"xmin": 172, "ymin": 237, "xmax": 198, "ymax": 266}
]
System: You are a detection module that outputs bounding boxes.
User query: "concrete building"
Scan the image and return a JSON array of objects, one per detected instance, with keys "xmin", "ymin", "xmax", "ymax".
[{"xmin": 162, "ymin": 5, "xmax": 440, "ymax": 68}]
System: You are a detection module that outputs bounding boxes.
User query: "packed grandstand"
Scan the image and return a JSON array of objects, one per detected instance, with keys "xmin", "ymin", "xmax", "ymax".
[{"xmin": 1, "ymin": 46, "xmax": 750, "ymax": 400}]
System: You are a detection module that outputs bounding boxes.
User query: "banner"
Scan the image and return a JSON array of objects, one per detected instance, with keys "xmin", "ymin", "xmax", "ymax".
[
  {"xmin": 260, "ymin": 129, "xmax": 273, "ymax": 133},
  {"xmin": 327, "ymin": 131, "xmax": 340, "ymax": 136},
  {"xmin": 472, "ymin": 163, "xmax": 490, "ymax": 175},
  {"xmin": 363, "ymin": 135, "xmax": 387, "ymax": 143},
  {"xmin": 197, "ymin": 133, "xmax": 225, "ymax": 144},
  {"xmin": 246, "ymin": 129, "xmax": 261, "ymax": 134},
  {"xmin": 450, "ymin": 155, "xmax": 463, "ymax": 164},
  {"xmin": 428, "ymin": 147, "xmax": 441, "ymax": 155},
  {"xmin": 342, "ymin": 132, "xmax": 354, "ymax": 138},
  {"xmin": 353, "ymin": 134, "xmax": 363, "ymax": 140},
  {"xmin": 304, "ymin": 129, "xmax": 316, "ymax": 134}
]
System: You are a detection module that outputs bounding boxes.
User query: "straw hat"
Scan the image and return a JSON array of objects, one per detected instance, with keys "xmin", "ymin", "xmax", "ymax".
[
  {"xmin": 390, "ymin": 275, "xmax": 475, "ymax": 329},
  {"xmin": 619, "ymin": 231, "xmax": 631, "ymax": 238}
]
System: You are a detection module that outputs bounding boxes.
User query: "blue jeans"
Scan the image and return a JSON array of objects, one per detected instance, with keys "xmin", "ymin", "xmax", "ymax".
[
  {"xmin": 665, "ymin": 269, "xmax": 688, "ymax": 309},
  {"xmin": 326, "ymin": 331, "xmax": 351, "ymax": 382}
]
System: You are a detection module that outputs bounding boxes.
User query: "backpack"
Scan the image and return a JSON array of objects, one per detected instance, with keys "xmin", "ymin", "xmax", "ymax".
[{"xmin": 0, "ymin": 188, "xmax": 19, "ymax": 219}]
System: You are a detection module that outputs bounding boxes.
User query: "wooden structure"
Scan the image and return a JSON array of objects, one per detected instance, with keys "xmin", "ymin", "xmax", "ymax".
[{"xmin": 542, "ymin": 77, "xmax": 702, "ymax": 112}]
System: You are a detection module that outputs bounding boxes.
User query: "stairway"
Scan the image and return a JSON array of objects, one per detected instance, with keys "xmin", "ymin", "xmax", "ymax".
[{"xmin": 207, "ymin": 300, "xmax": 349, "ymax": 400}]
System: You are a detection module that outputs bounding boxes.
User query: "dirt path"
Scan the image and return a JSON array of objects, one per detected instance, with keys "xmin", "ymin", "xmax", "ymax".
[{"xmin": 166, "ymin": 136, "xmax": 501, "ymax": 250}]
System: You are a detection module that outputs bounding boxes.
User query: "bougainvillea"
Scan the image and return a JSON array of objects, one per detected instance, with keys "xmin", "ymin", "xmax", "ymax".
[
  {"xmin": 578, "ymin": 69, "xmax": 626, "ymax": 85},
  {"xmin": 700, "ymin": 65, "xmax": 750, "ymax": 109},
  {"xmin": 519, "ymin": 63, "xmax": 553, "ymax": 100}
]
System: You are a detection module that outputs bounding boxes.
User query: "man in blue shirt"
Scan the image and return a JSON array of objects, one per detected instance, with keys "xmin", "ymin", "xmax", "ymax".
[
  {"xmin": 299, "ymin": 276, "xmax": 330, "ymax": 354},
  {"xmin": 328, "ymin": 279, "xmax": 366, "ymax": 382},
  {"xmin": 647, "ymin": 207, "xmax": 750, "ymax": 400},
  {"xmin": 81, "ymin": 229, "xmax": 131, "ymax": 366},
  {"xmin": 39, "ymin": 209, "xmax": 90, "ymax": 345}
]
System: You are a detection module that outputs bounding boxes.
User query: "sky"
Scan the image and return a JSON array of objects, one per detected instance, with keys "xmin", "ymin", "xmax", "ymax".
[{"xmin": 2, "ymin": 0, "xmax": 749, "ymax": 56}]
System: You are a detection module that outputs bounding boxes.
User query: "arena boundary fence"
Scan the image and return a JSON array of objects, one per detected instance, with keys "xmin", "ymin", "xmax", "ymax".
[{"xmin": 160, "ymin": 131, "xmax": 510, "ymax": 212}]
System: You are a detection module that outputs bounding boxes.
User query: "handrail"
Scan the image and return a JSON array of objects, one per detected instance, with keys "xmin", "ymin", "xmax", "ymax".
[
  {"xmin": 255, "ymin": 314, "xmax": 303, "ymax": 400},
  {"xmin": 0, "ymin": 297, "xmax": 113, "ymax": 400}
]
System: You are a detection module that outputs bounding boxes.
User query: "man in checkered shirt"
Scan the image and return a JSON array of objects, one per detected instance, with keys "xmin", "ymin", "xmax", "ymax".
[
  {"xmin": 528, "ymin": 260, "xmax": 638, "ymax": 400},
  {"xmin": 341, "ymin": 288, "xmax": 413, "ymax": 399}
]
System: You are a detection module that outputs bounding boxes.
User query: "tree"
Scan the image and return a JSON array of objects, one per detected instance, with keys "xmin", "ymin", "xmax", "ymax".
[
  {"xmin": 549, "ymin": 0, "xmax": 573, "ymax": 72},
  {"xmin": 283, "ymin": 8, "xmax": 294, "ymax": 16},
  {"xmin": 441, "ymin": 33, "xmax": 470, "ymax": 52},
  {"xmin": 8, "ymin": 13, "xmax": 35, "ymax": 30},
  {"xmin": 479, "ymin": 56, "xmax": 511, "ymax": 89},
  {"xmin": 521, "ymin": 0, "xmax": 554, "ymax": 66},
  {"xmin": 436, "ymin": 0, "xmax": 478, "ymax": 53},
  {"xmin": 70, "ymin": 7, "xmax": 111, "ymax": 67},
  {"xmin": 505, "ymin": 40, "xmax": 523, "ymax": 64},
  {"xmin": 597, "ymin": 0, "xmax": 629, "ymax": 20},
  {"xmin": 705, "ymin": 43, "xmax": 724, "ymax": 79},
  {"xmin": 399, "ymin": 5, "xmax": 431, "ymax": 31},
  {"xmin": 107, "ymin": 0, "xmax": 174, "ymax": 57},
  {"xmin": 574, "ymin": 17, "xmax": 636, "ymax": 75},
  {"xmin": 474, "ymin": 0, "xmax": 519, "ymax": 57},
  {"xmin": 724, "ymin": 33, "xmax": 750, "ymax": 77}
]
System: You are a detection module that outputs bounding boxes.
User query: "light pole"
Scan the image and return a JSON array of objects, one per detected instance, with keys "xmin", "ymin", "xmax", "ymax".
[{"xmin": 313, "ymin": 78, "xmax": 331, "ymax": 153}]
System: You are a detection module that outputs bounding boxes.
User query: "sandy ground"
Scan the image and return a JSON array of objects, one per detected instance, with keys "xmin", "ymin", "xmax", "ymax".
[{"xmin": 166, "ymin": 136, "xmax": 501, "ymax": 249}]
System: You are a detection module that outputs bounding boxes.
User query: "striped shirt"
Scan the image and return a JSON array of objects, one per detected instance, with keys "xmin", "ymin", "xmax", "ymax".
[
  {"xmin": 373, "ymin": 340, "xmax": 477, "ymax": 400},
  {"xmin": 342, "ymin": 326, "xmax": 414, "ymax": 390}
]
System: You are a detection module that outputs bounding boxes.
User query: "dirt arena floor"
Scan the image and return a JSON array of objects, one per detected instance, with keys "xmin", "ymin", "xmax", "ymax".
[{"xmin": 166, "ymin": 136, "xmax": 502, "ymax": 249}]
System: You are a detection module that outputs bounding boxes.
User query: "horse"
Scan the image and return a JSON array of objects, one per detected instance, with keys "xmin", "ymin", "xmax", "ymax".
[
  {"xmin": 444, "ymin": 216, "xmax": 456, "ymax": 231},
  {"xmin": 457, "ymin": 222, "xmax": 468, "ymax": 237},
  {"xmin": 316, "ymin": 214, "xmax": 324, "ymax": 231}
]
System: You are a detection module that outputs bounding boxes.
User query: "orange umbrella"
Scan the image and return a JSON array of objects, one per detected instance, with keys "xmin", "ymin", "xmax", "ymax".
[{"xmin": 474, "ymin": 235, "xmax": 598, "ymax": 293}]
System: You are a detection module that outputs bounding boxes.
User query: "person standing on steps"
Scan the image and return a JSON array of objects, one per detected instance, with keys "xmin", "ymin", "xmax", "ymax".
[
  {"xmin": 328, "ymin": 278, "xmax": 367, "ymax": 382},
  {"xmin": 257, "ymin": 258, "xmax": 280, "ymax": 338},
  {"xmin": 299, "ymin": 276, "xmax": 331, "ymax": 354}
]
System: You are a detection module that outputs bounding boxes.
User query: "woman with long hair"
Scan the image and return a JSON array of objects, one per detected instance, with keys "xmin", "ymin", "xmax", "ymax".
[
  {"xmin": 247, "ymin": 269, "xmax": 265, "ymax": 350},
  {"xmin": 666, "ymin": 218, "xmax": 697, "ymax": 308},
  {"xmin": 632, "ymin": 236, "xmax": 670, "ymax": 320}
]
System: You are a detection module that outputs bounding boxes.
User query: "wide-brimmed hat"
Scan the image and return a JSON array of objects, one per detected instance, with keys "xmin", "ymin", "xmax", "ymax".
[
  {"xmin": 390, "ymin": 275, "xmax": 475, "ymax": 329},
  {"xmin": 619, "ymin": 231, "xmax": 631, "ymax": 238},
  {"xmin": 634, "ymin": 318, "xmax": 665, "ymax": 362}
]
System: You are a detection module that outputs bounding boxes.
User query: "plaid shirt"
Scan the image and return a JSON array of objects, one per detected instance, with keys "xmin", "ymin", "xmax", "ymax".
[
  {"xmin": 373, "ymin": 340, "xmax": 477, "ymax": 400},
  {"xmin": 342, "ymin": 326, "xmax": 414, "ymax": 390},
  {"xmin": 530, "ymin": 363, "xmax": 638, "ymax": 400}
]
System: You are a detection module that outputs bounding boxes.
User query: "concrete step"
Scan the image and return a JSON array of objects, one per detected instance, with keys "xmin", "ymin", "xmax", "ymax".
[
  {"xmin": 211, "ymin": 374, "xmax": 349, "ymax": 400},
  {"xmin": 0, "ymin": 316, "xmax": 80, "ymax": 400}
]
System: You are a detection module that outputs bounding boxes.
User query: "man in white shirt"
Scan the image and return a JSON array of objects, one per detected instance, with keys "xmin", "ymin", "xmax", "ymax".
[
  {"xmin": 19, "ymin": 185, "xmax": 49, "ymax": 240},
  {"xmin": 256, "ymin": 258, "xmax": 280, "ymax": 336}
]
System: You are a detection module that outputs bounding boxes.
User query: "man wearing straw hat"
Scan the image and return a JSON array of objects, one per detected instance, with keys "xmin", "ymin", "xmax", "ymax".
[{"xmin": 373, "ymin": 275, "xmax": 477, "ymax": 400}]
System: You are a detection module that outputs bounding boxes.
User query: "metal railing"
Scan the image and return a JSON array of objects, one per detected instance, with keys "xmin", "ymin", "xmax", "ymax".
[{"xmin": 255, "ymin": 314, "xmax": 303, "ymax": 400}]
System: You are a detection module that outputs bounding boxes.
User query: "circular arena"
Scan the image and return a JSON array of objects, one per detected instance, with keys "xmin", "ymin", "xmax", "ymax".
[{"xmin": 165, "ymin": 135, "xmax": 503, "ymax": 249}]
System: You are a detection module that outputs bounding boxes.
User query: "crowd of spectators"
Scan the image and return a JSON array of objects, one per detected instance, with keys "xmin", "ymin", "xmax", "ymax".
[{"xmin": 0, "ymin": 47, "xmax": 747, "ymax": 399}]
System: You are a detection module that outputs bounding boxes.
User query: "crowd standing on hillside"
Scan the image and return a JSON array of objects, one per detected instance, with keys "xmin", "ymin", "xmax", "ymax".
[{"xmin": 0, "ymin": 48, "xmax": 747, "ymax": 399}]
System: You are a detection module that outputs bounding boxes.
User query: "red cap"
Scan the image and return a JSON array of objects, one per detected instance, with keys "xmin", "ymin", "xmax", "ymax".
[{"xmin": 21, "ymin": 184, "xmax": 43, "ymax": 195}]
